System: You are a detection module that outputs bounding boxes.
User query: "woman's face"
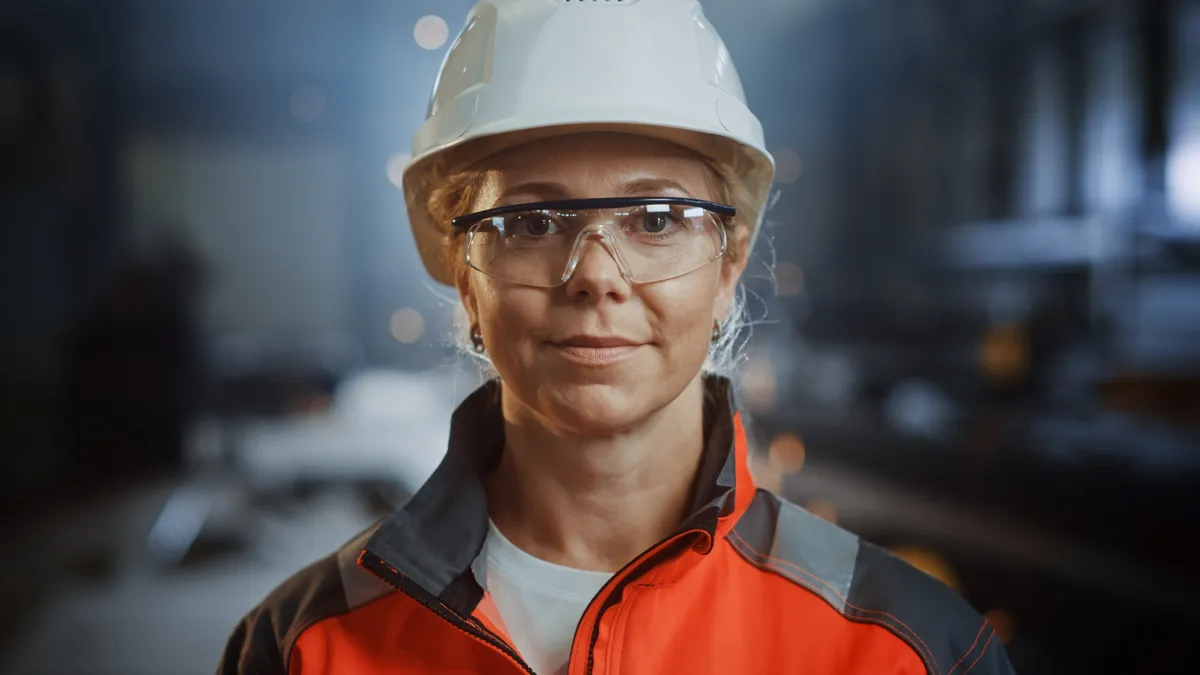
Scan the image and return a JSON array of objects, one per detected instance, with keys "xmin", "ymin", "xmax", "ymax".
[{"xmin": 457, "ymin": 132, "xmax": 748, "ymax": 435}]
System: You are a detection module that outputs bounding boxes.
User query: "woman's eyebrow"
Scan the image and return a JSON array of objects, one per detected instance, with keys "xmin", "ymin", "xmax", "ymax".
[
  {"xmin": 497, "ymin": 181, "xmax": 572, "ymax": 201},
  {"xmin": 497, "ymin": 177, "xmax": 694, "ymax": 201},
  {"xmin": 619, "ymin": 177, "xmax": 693, "ymax": 197}
]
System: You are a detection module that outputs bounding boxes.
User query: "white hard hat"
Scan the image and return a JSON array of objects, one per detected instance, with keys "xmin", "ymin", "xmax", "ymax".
[{"xmin": 403, "ymin": 0, "xmax": 775, "ymax": 286}]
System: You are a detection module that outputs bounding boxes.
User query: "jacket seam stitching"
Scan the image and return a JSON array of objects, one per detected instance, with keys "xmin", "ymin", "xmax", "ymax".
[
  {"xmin": 960, "ymin": 629, "xmax": 997, "ymax": 675},
  {"xmin": 725, "ymin": 532, "xmax": 941, "ymax": 675},
  {"xmin": 946, "ymin": 621, "xmax": 989, "ymax": 675}
]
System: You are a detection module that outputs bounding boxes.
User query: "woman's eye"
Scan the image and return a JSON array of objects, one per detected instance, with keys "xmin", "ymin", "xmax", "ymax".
[
  {"xmin": 641, "ymin": 211, "xmax": 679, "ymax": 234},
  {"xmin": 513, "ymin": 214, "xmax": 555, "ymax": 236}
]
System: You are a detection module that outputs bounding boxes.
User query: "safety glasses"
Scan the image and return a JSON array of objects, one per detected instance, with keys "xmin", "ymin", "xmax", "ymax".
[{"xmin": 451, "ymin": 197, "xmax": 735, "ymax": 288}]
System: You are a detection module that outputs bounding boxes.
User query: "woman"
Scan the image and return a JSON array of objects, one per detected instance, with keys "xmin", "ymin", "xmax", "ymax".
[{"xmin": 219, "ymin": 1, "xmax": 1015, "ymax": 674}]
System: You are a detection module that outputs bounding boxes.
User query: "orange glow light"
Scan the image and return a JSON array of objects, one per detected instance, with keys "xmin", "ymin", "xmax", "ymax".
[
  {"xmin": 749, "ymin": 455, "xmax": 783, "ymax": 494},
  {"xmin": 768, "ymin": 432, "xmax": 806, "ymax": 475},
  {"xmin": 888, "ymin": 545, "xmax": 961, "ymax": 592},
  {"xmin": 984, "ymin": 609, "xmax": 1016, "ymax": 644},
  {"xmin": 980, "ymin": 324, "xmax": 1028, "ymax": 383}
]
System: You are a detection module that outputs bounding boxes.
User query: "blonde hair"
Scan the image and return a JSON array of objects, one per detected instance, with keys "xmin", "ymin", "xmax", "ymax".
[{"xmin": 427, "ymin": 154, "xmax": 757, "ymax": 376}]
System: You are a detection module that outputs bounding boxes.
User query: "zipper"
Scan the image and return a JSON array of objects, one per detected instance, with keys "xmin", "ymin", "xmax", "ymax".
[
  {"xmin": 582, "ymin": 530, "xmax": 702, "ymax": 675},
  {"xmin": 358, "ymin": 551, "xmax": 536, "ymax": 675}
]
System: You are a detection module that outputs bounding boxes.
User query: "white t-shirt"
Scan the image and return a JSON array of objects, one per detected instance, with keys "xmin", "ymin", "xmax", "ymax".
[{"xmin": 471, "ymin": 521, "xmax": 613, "ymax": 675}]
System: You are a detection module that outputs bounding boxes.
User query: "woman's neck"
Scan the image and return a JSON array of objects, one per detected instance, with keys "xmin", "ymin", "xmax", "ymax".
[{"xmin": 485, "ymin": 375, "xmax": 708, "ymax": 573}]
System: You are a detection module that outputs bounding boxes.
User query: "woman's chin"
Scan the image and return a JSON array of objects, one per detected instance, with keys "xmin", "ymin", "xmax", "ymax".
[{"xmin": 537, "ymin": 380, "xmax": 656, "ymax": 435}]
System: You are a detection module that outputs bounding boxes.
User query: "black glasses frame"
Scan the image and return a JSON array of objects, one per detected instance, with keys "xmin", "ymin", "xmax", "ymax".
[{"xmin": 450, "ymin": 196, "xmax": 737, "ymax": 231}]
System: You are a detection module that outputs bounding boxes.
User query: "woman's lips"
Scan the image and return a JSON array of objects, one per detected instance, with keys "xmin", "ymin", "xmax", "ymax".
[
  {"xmin": 551, "ymin": 344, "xmax": 641, "ymax": 366},
  {"xmin": 549, "ymin": 337, "xmax": 643, "ymax": 366}
]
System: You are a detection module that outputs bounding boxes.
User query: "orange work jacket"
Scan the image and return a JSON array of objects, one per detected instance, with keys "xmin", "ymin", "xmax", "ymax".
[{"xmin": 217, "ymin": 377, "xmax": 1015, "ymax": 675}]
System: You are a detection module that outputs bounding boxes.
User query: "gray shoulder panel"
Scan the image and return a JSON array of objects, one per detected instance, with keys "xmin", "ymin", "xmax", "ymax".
[
  {"xmin": 729, "ymin": 490, "xmax": 1016, "ymax": 675},
  {"xmin": 847, "ymin": 542, "xmax": 1014, "ymax": 675},
  {"xmin": 729, "ymin": 489, "xmax": 859, "ymax": 614},
  {"xmin": 336, "ymin": 521, "xmax": 396, "ymax": 610}
]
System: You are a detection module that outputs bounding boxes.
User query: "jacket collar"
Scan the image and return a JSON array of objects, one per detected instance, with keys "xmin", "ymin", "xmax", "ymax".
[{"xmin": 362, "ymin": 374, "xmax": 755, "ymax": 612}]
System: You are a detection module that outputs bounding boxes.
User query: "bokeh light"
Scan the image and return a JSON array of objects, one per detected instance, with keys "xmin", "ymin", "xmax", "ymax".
[
  {"xmin": 749, "ymin": 454, "xmax": 783, "ymax": 494},
  {"xmin": 984, "ymin": 608, "xmax": 1016, "ymax": 644},
  {"xmin": 414, "ymin": 15, "xmax": 450, "ymax": 50},
  {"xmin": 768, "ymin": 432, "xmax": 806, "ymax": 474},
  {"xmin": 980, "ymin": 324, "xmax": 1028, "ymax": 384},
  {"xmin": 1167, "ymin": 133, "xmax": 1200, "ymax": 222},
  {"xmin": 389, "ymin": 308, "xmax": 425, "ymax": 344}
]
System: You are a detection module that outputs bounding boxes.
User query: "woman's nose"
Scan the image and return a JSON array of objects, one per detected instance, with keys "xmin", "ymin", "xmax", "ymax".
[{"xmin": 562, "ymin": 233, "xmax": 633, "ymax": 301}]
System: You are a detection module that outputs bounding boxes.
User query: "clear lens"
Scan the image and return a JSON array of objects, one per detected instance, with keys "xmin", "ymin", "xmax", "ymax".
[{"xmin": 465, "ymin": 204, "xmax": 726, "ymax": 287}]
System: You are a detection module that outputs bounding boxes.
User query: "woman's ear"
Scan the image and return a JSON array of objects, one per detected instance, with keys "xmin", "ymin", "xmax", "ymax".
[{"xmin": 455, "ymin": 264, "xmax": 480, "ymax": 328}]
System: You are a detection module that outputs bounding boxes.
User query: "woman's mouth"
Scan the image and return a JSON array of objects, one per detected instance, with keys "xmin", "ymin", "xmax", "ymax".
[{"xmin": 549, "ymin": 336, "xmax": 643, "ymax": 366}]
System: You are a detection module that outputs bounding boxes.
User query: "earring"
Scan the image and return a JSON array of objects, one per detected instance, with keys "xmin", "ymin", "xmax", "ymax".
[
  {"xmin": 711, "ymin": 320, "xmax": 721, "ymax": 344},
  {"xmin": 470, "ymin": 324, "xmax": 485, "ymax": 353}
]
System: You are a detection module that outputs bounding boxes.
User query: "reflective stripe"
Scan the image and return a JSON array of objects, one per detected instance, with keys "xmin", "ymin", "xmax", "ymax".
[
  {"xmin": 730, "ymin": 490, "xmax": 859, "ymax": 614},
  {"xmin": 772, "ymin": 498, "xmax": 859, "ymax": 613}
]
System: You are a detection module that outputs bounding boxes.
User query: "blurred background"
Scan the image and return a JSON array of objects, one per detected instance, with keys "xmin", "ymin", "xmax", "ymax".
[{"xmin": 1, "ymin": 0, "xmax": 1198, "ymax": 673}]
